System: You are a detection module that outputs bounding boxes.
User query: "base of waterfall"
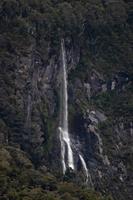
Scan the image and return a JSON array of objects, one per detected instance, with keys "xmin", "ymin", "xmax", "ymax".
[{"xmin": 59, "ymin": 126, "xmax": 75, "ymax": 173}]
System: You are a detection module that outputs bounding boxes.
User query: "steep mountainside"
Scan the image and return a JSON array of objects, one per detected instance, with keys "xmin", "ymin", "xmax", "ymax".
[{"xmin": 0, "ymin": 0, "xmax": 133, "ymax": 199}]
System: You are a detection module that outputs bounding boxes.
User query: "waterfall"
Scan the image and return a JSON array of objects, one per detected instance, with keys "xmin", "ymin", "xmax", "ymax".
[
  {"xmin": 111, "ymin": 80, "xmax": 116, "ymax": 90},
  {"xmin": 59, "ymin": 39, "xmax": 74, "ymax": 174},
  {"xmin": 79, "ymin": 154, "xmax": 89, "ymax": 183}
]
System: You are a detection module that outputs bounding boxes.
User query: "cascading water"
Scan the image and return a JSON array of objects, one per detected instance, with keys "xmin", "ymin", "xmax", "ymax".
[
  {"xmin": 79, "ymin": 154, "xmax": 93, "ymax": 185},
  {"xmin": 59, "ymin": 39, "xmax": 75, "ymax": 174},
  {"xmin": 79, "ymin": 154, "xmax": 89, "ymax": 183}
]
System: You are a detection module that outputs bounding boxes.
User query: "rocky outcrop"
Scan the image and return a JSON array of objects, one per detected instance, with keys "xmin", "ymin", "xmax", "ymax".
[{"xmin": 68, "ymin": 65, "xmax": 132, "ymax": 199}]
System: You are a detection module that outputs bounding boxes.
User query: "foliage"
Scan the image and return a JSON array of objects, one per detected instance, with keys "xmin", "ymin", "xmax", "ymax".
[
  {"xmin": 0, "ymin": 145, "xmax": 112, "ymax": 200},
  {"xmin": 93, "ymin": 85, "xmax": 133, "ymax": 121}
]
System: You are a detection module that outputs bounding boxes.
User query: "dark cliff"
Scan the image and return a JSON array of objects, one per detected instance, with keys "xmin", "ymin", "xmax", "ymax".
[{"xmin": 0, "ymin": 0, "xmax": 133, "ymax": 200}]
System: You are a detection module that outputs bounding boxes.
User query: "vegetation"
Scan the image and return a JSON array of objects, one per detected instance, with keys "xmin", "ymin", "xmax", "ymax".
[{"xmin": 0, "ymin": 145, "xmax": 113, "ymax": 200}]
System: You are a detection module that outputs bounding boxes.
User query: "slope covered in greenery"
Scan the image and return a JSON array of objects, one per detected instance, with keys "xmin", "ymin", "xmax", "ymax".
[{"xmin": 0, "ymin": 145, "xmax": 113, "ymax": 200}]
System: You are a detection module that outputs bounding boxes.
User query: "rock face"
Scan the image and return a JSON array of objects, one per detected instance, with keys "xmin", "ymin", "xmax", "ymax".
[{"xmin": 0, "ymin": 1, "xmax": 133, "ymax": 200}]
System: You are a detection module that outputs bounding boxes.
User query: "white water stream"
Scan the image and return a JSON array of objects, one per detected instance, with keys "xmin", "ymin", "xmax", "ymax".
[
  {"xmin": 59, "ymin": 39, "xmax": 74, "ymax": 174},
  {"xmin": 79, "ymin": 154, "xmax": 89, "ymax": 183}
]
